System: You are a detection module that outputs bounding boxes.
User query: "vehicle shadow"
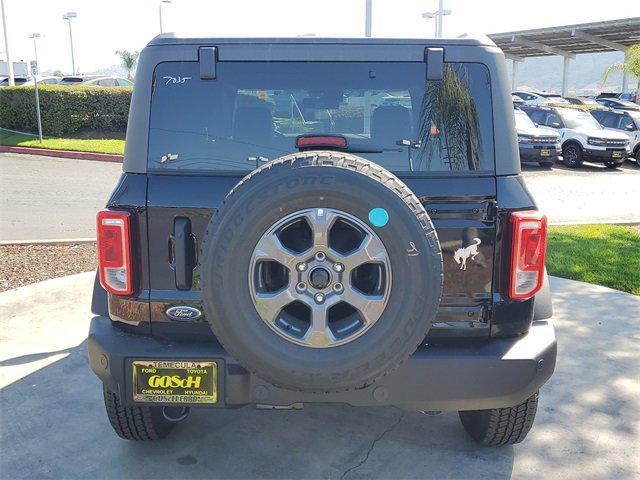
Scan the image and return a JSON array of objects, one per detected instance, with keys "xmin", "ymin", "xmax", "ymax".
[
  {"xmin": 0, "ymin": 341, "xmax": 515, "ymax": 480},
  {"xmin": 1, "ymin": 278, "xmax": 638, "ymax": 479}
]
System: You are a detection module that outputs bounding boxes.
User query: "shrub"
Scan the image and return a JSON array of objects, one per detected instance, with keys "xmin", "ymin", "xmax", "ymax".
[{"xmin": 0, "ymin": 85, "xmax": 132, "ymax": 136}]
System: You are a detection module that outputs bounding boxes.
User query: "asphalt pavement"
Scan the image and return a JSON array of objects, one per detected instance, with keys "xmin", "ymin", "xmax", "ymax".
[
  {"xmin": 0, "ymin": 153, "xmax": 121, "ymax": 242},
  {"xmin": 0, "ymin": 273, "xmax": 638, "ymax": 479},
  {"xmin": 1, "ymin": 153, "xmax": 639, "ymax": 242}
]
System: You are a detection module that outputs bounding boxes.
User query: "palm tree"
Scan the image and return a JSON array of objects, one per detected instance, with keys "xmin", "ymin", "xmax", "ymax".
[
  {"xmin": 116, "ymin": 50, "xmax": 140, "ymax": 81},
  {"xmin": 601, "ymin": 44, "xmax": 640, "ymax": 102},
  {"xmin": 416, "ymin": 64, "xmax": 482, "ymax": 171}
]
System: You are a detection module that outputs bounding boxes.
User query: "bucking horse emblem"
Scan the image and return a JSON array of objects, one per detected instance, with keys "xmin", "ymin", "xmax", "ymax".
[{"xmin": 453, "ymin": 238, "xmax": 481, "ymax": 270}]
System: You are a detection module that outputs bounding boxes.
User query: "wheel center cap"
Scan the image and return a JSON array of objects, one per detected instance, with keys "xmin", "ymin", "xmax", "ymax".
[{"xmin": 309, "ymin": 267, "xmax": 331, "ymax": 290}]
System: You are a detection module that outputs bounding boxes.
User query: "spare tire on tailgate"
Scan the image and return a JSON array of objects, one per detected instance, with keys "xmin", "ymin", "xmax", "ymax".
[{"xmin": 200, "ymin": 151, "xmax": 443, "ymax": 393}]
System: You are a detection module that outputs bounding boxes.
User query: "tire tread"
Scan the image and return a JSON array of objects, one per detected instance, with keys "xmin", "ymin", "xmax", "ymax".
[
  {"xmin": 459, "ymin": 392, "xmax": 539, "ymax": 446},
  {"xmin": 103, "ymin": 388, "xmax": 173, "ymax": 441}
]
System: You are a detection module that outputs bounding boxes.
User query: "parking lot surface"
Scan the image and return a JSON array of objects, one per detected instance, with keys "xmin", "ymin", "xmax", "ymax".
[
  {"xmin": 0, "ymin": 273, "xmax": 638, "ymax": 479},
  {"xmin": 1, "ymin": 153, "xmax": 639, "ymax": 242},
  {"xmin": 0, "ymin": 153, "xmax": 121, "ymax": 242},
  {"xmin": 521, "ymin": 161, "xmax": 640, "ymax": 225}
]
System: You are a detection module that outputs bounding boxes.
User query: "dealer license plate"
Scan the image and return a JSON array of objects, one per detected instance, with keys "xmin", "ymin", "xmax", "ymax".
[
  {"xmin": 611, "ymin": 151, "xmax": 622, "ymax": 158},
  {"xmin": 540, "ymin": 149, "xmax": 550, "ymax": 157},
  {"xmin": 132, "ymin": 360, "xmax": 217, "ymax": 404}
]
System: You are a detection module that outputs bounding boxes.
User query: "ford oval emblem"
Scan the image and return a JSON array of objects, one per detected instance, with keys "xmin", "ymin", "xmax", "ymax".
[{"xmin": 166, "ymin": 306, "xmax": 202, "ymax": 322}]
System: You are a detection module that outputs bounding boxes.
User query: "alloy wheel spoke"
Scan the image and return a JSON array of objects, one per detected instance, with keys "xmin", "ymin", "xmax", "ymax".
[
  {"xmin": 341, "ymin": 234, "xmax": 387, "ymax": 270},
  {"xmin": 303, "ymin": 302, "xmax": 336, "ymax": 347},
  {"xmin": 305, "ymin": 208, "xmax": 337, "ymax": 248},
  {"xmin": 254, "ymin": 233, "xmax": 299, "ymax": 269},
  {"xmin": 342, "ymin": 285, "xmax": 386, "ymax": 325},
  {"xmin": 254, "ymin": 286, "xmax": 297, "ymax": 324}
]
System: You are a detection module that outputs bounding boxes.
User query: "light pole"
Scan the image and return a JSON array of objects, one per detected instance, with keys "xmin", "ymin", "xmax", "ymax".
[
  {"xmin": 159, "ymin": 0, "xmax": 171, "ymax": 34},
  {"xmin": 1, "ymin": 0, "xmax": 14, "ymax": 86},
  {"xmin": 62, "ymin": 11, "xmax": 77, "ymax": 74},
  {"xmin": 422, "ymin": 0, "xmax": 451, "ymax": 38},
  {"xmin": 363, "ymin": 0, "xmax": 373, "ymax": 134},
  {"xmin": 365, "ymin": 0, "xmax": 372, "ymax": 37},
  {"xmin": 29, "ymin": 33, "xmax": 43, "ymax": 143},
  {"xmin": 29, "ymin": 33, "xmax": 40, "ymax": 73}
]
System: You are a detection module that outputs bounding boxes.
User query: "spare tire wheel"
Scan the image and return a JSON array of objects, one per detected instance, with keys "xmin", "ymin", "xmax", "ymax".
[{"xmin": 200, "ymin": 152, "xmax": 443, "ymax": 393}]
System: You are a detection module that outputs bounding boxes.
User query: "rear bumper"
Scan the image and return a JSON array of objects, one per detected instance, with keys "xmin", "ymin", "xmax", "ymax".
[{"xmin": 88, "ymin": 316, "xmax": 557, "ymax": 412}]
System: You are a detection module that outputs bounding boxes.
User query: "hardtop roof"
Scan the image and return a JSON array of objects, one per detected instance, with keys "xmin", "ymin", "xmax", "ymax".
[{"xmin": 147, "ymin": 34, "xmax": 495, "ymax": 48}]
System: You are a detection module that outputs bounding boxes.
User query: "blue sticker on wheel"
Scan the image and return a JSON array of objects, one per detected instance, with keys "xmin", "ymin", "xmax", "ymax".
[{"xmin": 368, "ymin": 208, "xmax": 389, "ymax": 227}]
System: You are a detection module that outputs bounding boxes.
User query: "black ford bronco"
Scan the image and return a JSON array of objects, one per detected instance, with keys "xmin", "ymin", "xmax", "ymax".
[{"xmin": 89, "ymin": 35, "xmax": 556, "ymax": 446}]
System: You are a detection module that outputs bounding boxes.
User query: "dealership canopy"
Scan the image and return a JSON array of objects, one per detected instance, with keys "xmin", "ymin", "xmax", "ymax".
[{"xmin": 489, "ymin": 17, "xmax": 640, "ymax": 95}]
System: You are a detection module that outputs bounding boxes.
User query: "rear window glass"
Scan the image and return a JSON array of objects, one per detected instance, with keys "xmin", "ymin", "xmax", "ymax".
[{"xmin": 148, "ymin": 61, "xmax": 494, "ymax": 173}]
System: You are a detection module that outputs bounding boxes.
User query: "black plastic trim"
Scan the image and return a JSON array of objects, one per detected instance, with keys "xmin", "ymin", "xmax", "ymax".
[{"xmin": 89, "ymin": 316, "xmax": 556, "ymax": 412}]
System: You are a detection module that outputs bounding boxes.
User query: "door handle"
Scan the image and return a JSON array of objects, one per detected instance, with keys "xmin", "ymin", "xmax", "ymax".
[{"xmin": 173, "ymin": 217, "xmax": 194, "ymax": 290}]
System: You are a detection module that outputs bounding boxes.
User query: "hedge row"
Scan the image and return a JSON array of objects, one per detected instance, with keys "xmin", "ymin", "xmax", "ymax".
[{"xmin": 0, "ymin": 86, "xmax": 132, "ymax": 136}]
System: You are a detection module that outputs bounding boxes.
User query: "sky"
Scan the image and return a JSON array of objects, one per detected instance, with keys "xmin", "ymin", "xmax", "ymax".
[{"xmin": 1, "ymin": 0, "xmax": 638, "ymax": 74}]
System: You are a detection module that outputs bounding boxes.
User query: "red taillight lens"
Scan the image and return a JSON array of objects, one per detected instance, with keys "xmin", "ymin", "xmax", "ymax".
[
  {"xmin": 97, "ymin": 209, "xmax": 132, "ymax": 295},
  {"xmin": 295, "ymin": 135, "xmax": 348, "ymax": 149},
  {"xmin": 509, "ymin": 210, "xmax": 547, "ymax": 300}
]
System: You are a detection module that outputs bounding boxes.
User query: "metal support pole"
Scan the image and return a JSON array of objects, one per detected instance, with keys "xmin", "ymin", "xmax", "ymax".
[
  {"xmin": 30, "ymin": 60, "xmax": 43, "ymax": 143},
  {"xmin": 67, "ymin": 19, "xmax": 76, "ymax": 74},
  {"xmin": 512, "ymin": 59, "xmax": 518, "ymax": 91},
  {"xmin": 561, "ymin": 56, "xmax": 570, "ymax": 97},
  {"xmin": 159, "ymin": 3, "xmax": 163, "ymax": 33},
  {"xmin": 437, "ymin": 0, "xmax": 443, "ymax": 38},
  {"xmin": 620, "ymin": 53, "xmax": 629, "ymax": 93},
  {"xmin": 33, "ymin": 36, "xmax": 39, "ymax": 71},
  {"xmin": 363, "ymin": 0, "xmax": 372, "ymax": 134},
  {"xmin": 365, "ymin": 0, "xmax": 372, "ymax": 37},
  {"xmin": 1, "ymin": 0, "xmax": 14, "ymax": 86}
]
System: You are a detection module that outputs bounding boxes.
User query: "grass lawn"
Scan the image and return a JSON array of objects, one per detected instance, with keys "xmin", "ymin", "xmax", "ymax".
[
  {"xmin": 547, "ymin": 224, "xmax": 640, "ymax": 295},
  {"xmin": 0, "ymin": 128, "xmax": 125, "ymax": 155}
]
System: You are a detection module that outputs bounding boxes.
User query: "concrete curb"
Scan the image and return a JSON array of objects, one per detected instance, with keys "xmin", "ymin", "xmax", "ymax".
[
  {"xmin": 0, "ymin": 145, "xmax": 123, "ymax": 163},
  {"xmin": 0, "ymin": 238, "xmax": 96, "ymax": 246}
]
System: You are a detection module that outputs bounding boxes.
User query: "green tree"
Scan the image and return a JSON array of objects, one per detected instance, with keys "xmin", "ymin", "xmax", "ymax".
[
  {"xmin": 115, "ymin": 50, "xmax": 140, "ymax": 81},
  {"xmin": 53, "ymin": 69, "xmax": 63, "ymax": 77},
  {"xmin": 601, "ymin": 44, "xmax": 640, "ymax": 101}
]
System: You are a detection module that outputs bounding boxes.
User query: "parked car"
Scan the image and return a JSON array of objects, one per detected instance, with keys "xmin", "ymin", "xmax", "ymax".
[
  {"xmin": 617, "ymin": 92, "xmax": 637, "ymax": 102},
  {"xmin": 591, "ymin": 108, "xmax": 640, "ymax": 165},
  {"xmin": 512, "ymin": 94, "xmax": 526, "ymax": 106},
  {"xmin": 596, "ymin": 98, "xmax": 640, "ymax": 111},
  {"xmin": 513, "ymin": 90, "xmax": 569, "ymax": 105},
  {"xmin": 58, "ymin": 75, "xmax": 133, "ymax": 87},
  {"xmin": 514, "ymin": 108, "xmax": 561, "ymax": 167},
  {"xmin": 521, "ymin": 105, "xmax": 630, "ymax": 168},
  {"xmin": 82, "ymin": 76, "xmax": 134, "ymax": 87},
  {"xmin": 596, "ymin": 92, "xmax": 619, "ymax": 99},
  {"xmin": 565, "ymin": 97, "xmax": 601, "ymax": 107},
  {"xmin": 0, "ymin": 76, "xmax": 31, "ymax": 86},
  {"xmin": 89, "ymin": 35, "xmax": 556, "ymax": 447},
  {"xmin": 58, "ymin": 75, "xmax": 101, "ymax": 85}
]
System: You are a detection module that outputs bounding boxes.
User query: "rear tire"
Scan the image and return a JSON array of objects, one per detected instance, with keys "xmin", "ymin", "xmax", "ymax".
[
  {"xmin": 562, "ymin": 144, "xmax": 583, "ymax": 168},
  {"xmin": 103, "ymin": 387, "xmax": 177, "ymax": 440},
  {"xmin": 458, "ymin": 392, "xmax": 539, "ymax": 446}
]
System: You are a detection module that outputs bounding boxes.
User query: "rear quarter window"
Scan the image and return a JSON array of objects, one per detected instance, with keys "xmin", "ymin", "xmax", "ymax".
[{"xmin": 147, "ymin": 61, "xmax": 494, "ymax": 174}]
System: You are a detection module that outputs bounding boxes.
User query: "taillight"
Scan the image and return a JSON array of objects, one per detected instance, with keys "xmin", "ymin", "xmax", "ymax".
[
  {"xmin": 97, "ymin": 209, "xmax": 132, "ymax": 295},
  {"xmin": 509, "ymin": 210, "xmax": 547, "ymax": 300}
]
